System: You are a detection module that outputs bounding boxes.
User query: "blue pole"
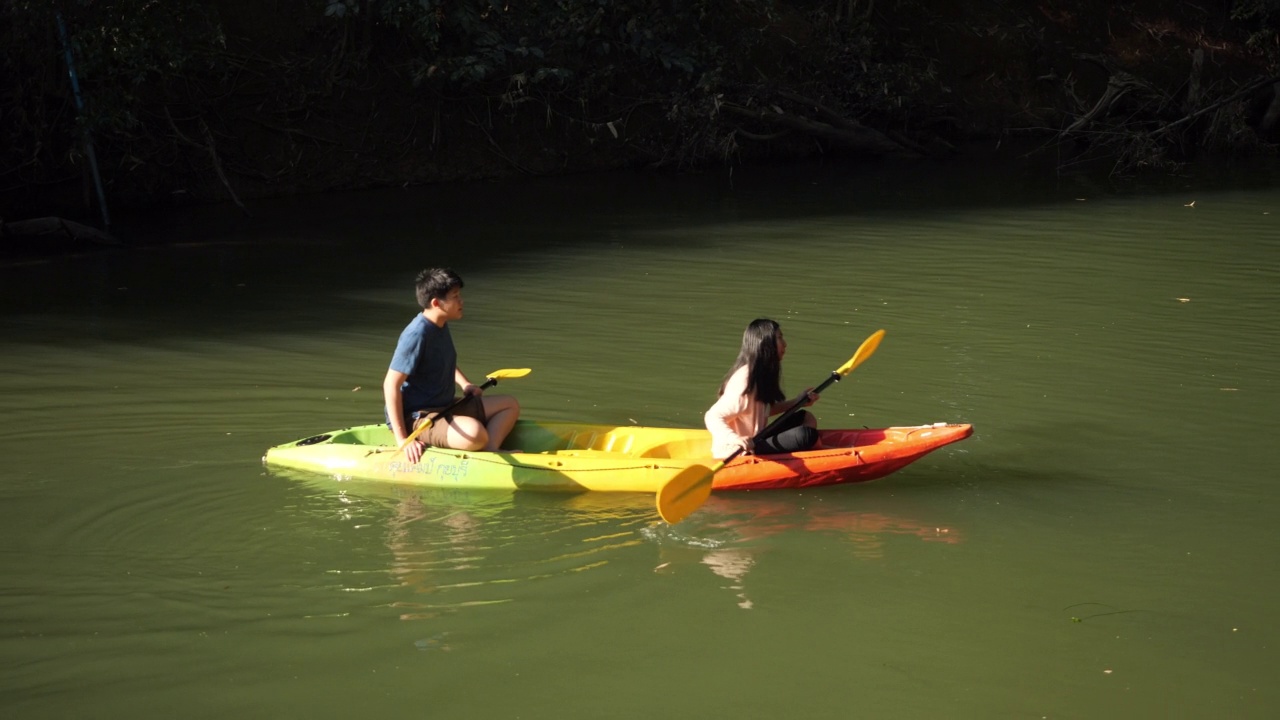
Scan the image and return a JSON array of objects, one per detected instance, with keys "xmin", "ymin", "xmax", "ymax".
[{"xmin": 56, "ymin": 13, "xmax": 111, "ymax": 231}]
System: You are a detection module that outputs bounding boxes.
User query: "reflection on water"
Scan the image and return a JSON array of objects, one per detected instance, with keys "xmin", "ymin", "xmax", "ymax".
[
  {"xmin": 648, "ymin": 494, "xmax": 962, "ymax": 609},
  {"xmin": 701, "ymin": 548, "xmax": 755, "ymax": 609},
  {"xmin": 386, "ymin": 492, "xmax": 491, "ymax": 621},
  {"xmin": 297, "ymin": 483, "xmax": 655, "ymax": 620},
  {"xmin": 693, "ymin": 495, "xmax": 961, "ymax": 553},
  {"xmin": 297, "ymin": 477, "xmax": 965, "ymax": 617}
]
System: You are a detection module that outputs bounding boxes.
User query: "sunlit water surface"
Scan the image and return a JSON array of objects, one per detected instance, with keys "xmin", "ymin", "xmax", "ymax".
[{"xmin": 2, "ymin": 161, "xmax": 1278, "ymax": 718}]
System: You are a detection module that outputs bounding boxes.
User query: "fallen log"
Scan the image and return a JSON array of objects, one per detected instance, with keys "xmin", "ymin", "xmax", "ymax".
[
  {"xmin": 722, "ymin": 102, "xmax": 912, "ymax": 157},
  {"xmin": 0, "ymin": 216, "xmax": 121, "ymax": 257},
  {"xmin": 1153, "ymin": 74, "xmax": 1280, "ymax": 138}
]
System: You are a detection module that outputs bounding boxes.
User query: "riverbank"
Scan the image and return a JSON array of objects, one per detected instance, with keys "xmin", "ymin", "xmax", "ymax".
[{"xmin": 4, "ymin": 1, "xmax": 1277, "ymax": 229}]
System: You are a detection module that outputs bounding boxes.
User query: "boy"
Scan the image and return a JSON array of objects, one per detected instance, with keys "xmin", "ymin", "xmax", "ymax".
[{"xmin": 383, "ymin": 268, "xmax": 520, "ymax": 463}]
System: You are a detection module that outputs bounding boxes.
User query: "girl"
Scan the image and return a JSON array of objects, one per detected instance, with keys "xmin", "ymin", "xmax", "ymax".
[{"xmin": 704, "ymin": 318, "xmax": 820, "ymax": 459}]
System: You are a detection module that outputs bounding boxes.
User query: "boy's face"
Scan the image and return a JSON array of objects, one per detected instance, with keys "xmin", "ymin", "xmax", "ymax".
[{"xmin": 434, "ymin": 287, "xmax": 464, "ymax": 320}]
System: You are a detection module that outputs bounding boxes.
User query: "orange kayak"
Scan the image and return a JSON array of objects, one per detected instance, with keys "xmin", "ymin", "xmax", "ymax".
[{"xmin": 713, "ymin": 423, "xmax": 974, "ymax": 490}]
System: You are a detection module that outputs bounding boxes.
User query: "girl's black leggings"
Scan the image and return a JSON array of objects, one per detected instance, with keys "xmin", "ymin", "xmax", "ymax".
[{"xmin": 754, "ymin": 410, "xmax": 819, "ymax": 455}]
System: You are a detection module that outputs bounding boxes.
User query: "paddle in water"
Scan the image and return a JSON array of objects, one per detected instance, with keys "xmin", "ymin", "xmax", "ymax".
[
  {"xmin": 395, "ymin": 368, "xmax": 531, "ymax": 454},
  {"xmin": 655, "ymin": 329, "xmax": 885, "ymax": 524}
]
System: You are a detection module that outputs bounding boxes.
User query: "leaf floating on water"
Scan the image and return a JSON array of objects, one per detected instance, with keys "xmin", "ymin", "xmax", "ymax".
[
  {"xmin": 1184, "ymin": 200, "xmax": 1195, "ymax": 207},
  {"xmin": 414, "ymin": 632, "xmax": 452, "ymax": 651},
  {"xmin": 1175, "ymin": 298, "xmax": 1191, "ymax": 303},
  {"xmin": 1220, "ymin": 387, "xmax": 1238, "ymax": 391},
  {"xmin": 352, "ymin": 386, "xmax": 362, "ymax": 391}
]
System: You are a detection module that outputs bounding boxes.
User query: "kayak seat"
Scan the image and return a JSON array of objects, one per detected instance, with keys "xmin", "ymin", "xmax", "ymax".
[
  {"xmin": 330, "ymin": 426, "xmax": 389, "ymax": 445},
  {"xmin": 637, "ymin": 438, "xmax": 713, "ymax": 460},
  {"xmin": 552, "ymin": 449, "xmax": 637, "ymax": 458},
  {"xmin": 563, "ymin": 430, "xmax": 637, "ymax": 454},
  {"xmin": 548, "ymin": 425, "xmax": 713, "ymax": 458},
  {"xmin": 563, "ymin": 430, "xmax": 598, "ymax": 451}
]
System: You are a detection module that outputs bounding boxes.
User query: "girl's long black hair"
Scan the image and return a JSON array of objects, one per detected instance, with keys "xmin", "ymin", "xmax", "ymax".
[{"xmin": 718, "ymin": 318, "xmax": 785, "ymax": 404}]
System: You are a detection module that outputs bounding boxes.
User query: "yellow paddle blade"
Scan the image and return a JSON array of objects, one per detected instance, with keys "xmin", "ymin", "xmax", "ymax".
[
  {"xmin": 486, "ymin": 368, "xmax": 532, "ymax": 380},
  {"xmin": 834, "ymin": 329, "xmax": 885, "ymax": 377},
  {"xmin": 656, "ymin": 461, "xmax": 725, "ymax": 524}
]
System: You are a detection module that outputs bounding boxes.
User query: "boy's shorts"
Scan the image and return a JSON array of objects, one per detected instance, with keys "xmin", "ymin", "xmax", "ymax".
[{"xmin": 410, "ymin": 395, "xmax": 487, "ymax": 447}]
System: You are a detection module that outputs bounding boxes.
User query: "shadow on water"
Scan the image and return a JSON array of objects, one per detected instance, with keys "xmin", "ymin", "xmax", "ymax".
[{"xmin": 4, "ymin": 156, "xmax": 1278, "ymax": 344}]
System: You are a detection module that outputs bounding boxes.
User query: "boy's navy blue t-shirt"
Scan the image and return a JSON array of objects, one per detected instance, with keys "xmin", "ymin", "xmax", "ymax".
[{"xmin": 389, "ymin": 315, "xmax": 457, "ymax": 418}]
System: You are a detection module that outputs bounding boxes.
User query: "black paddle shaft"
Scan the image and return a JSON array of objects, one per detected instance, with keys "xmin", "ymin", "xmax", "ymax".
[
  {"xmin": 750, "ymin": 370, "xmax": 842, "ymax": 448},
  {"xmin": 430, "ymin": 376, "xmax": 499, "ymax": 419}
]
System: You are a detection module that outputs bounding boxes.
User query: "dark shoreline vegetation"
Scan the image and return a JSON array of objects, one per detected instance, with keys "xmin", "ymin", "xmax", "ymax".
[{"xmin": 3, "ymin": 0, "xmax": 1279, "ymax": 243}]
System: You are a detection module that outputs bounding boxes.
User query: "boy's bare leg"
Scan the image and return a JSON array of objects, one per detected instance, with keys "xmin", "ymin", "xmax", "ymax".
[
  {"xmin": 481, "ymin": 394, "xmax": 520, "ymax": 451},
  {"xmin": 442, "ymin": 417, "xmax": 487, "ymax": 451}
]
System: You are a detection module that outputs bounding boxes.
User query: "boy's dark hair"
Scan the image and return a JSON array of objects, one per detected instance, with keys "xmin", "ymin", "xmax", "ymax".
[{"xmin": 415, "ymin": 267, "xmax": 464, "ymax": 309}]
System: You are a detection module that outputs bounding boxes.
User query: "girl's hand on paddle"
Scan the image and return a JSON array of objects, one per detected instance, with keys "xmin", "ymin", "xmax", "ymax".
[
  {"xmin": 801, "ymin": 388, "xmax": 819, "ymax": 407},
  {"xmin": 462, "ymin": 383, "xmax": 482, "ymax": 396}
]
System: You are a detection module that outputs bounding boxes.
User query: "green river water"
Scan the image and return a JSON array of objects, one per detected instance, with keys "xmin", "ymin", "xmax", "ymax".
[{"xmin": 1, "ymin": 160, "xmax": 1277, "ymax": 718}]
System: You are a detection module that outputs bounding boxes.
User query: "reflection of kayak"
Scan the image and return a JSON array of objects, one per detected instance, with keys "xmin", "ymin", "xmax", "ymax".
[
  {"xmin": 694, "ymin": 495, "xmax": 963, "ymax": 546},
  {"xmin": 264, "ymin": 420, "xmax": 972, "ymax": 492}
]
